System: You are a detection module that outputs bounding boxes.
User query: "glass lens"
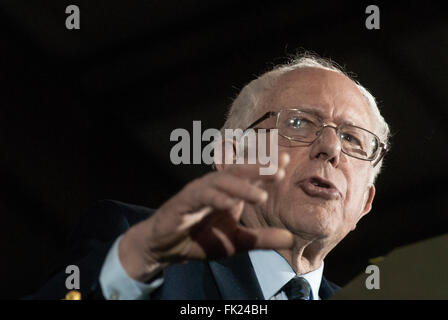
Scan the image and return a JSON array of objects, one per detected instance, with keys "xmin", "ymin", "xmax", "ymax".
[
  {"xmin": 339, "ymin": 125, "xmax": 379, "ymax": 160},
  {"xmin": 278, "ymin": 110, "xmax": 320, "ymax": 142},
  {"xmin": 277, "ymin": 109, "xmax": 380, "ymax": 161}
]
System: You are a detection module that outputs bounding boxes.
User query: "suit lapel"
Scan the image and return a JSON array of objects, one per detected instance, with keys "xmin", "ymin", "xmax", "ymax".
[
  {"xmin": 319, "ymin": 276, "xmax": 339, "ymax": 300},
  {"xmin": 209, "ymin": 254, "xmax": 339, "ymax": 300},
  {"xmin": 208, "ymin": 253, "xmax": 264, "ymax": 300}
]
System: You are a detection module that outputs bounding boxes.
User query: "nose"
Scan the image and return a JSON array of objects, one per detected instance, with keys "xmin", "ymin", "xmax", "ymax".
[{"xmin": 309, "ymin": 126, "xmax": 341, "ymax": 167}]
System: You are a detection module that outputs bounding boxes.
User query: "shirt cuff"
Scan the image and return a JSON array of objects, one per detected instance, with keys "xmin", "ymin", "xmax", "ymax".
[{"xmin": 99, "ymin": 235, "xmax": 164, "ymax": 300}]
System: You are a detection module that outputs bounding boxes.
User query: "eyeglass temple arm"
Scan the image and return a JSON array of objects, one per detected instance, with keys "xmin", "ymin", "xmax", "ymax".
[
  {"xmin": 372, "ymin": 143, "xmax": 388, "ymax": 167},
  {"xmin": 245, "ymin": 112, "xmax": 278, "ymax": 130}
]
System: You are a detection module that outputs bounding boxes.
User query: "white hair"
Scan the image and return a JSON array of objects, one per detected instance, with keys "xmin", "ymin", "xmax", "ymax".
[{"xmin": 221, "ymin": 53, "xmax": 390, "ymax": 183}]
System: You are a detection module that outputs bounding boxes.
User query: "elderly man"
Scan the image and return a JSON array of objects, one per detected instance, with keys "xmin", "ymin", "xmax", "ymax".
[{"xmin": 30, "ymin": 53, "xmax": 389, "ymax": 300}]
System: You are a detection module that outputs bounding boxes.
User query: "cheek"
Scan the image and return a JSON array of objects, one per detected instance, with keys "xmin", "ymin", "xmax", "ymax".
[
  {"xmin": 260, "ymin": 146, "xmax": 370, "ymax": 231},
  {"xmin": 279, "ymin": 146, "xmax": 310, "ymax": 175},
  {"xmin": 258, "ymin": 170, "xmax": 299, "ymax": 227},
  {"xmin": 342, "ymin": 167, "xmax": 371, "ymax": 219},
  {"xmin": 263, "ymin": 146, "xmax": 306, "ymax": 204}
]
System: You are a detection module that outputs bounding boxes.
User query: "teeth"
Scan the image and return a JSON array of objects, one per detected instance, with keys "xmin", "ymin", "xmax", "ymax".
[{"xmin": 311, "ymin": 179, "xmax": 329, "ymax": 188}]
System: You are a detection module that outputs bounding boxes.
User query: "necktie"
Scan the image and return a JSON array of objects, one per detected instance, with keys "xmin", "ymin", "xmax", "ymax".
[{"xmin": 282, "ymin": 276, "xmax": 313, "ymax": 300}]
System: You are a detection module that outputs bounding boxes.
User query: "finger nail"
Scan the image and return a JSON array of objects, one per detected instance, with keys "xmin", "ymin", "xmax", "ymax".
[
  {"xmin": 276, "ymin": 169, "xmax": 285, "ymax": 180},
  {"xmin": 281, "ymin": 153, "xmax": 290, "ymax": 166},
  {"xmin": 259, "ymin": 191, "xmax": 268, "ymax": 202}
]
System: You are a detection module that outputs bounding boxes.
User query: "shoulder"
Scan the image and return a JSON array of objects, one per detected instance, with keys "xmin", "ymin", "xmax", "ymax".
[
  {"xmin": 85, "ymin": 199, "xmax": 155, "ymax": 224},
  {"xmin": 69, "ymin": 199, "xmax": 155, "ymax": 242},
  {"xmin": 25, "ymin": 200, "xmax": 156, "ymax": 299}
]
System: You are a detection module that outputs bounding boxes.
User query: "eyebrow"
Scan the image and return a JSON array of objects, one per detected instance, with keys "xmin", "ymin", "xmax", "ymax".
[
  {"xmin": 295, "ymin": 106, "xmax": 360, "ymax": 127},
  {"xmin": 295, "ymin": 106, "xmax": 325, "ymax": 119}
]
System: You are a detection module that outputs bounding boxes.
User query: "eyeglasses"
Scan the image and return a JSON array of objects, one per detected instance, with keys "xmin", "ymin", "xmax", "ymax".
[{"xmin": 245, "ymin": 108, "xmax": 388, "ymax": 167}]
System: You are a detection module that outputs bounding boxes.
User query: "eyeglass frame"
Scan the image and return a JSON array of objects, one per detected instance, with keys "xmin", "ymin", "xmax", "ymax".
[{"xmin": 244, "ymin": 109, "xmax": 388, "ymax": 167}]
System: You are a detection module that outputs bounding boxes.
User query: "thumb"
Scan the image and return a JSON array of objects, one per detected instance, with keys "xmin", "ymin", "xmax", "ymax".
[{"xmin": 235, "ymin": 226, "xmax": 294, "ymax": 252}]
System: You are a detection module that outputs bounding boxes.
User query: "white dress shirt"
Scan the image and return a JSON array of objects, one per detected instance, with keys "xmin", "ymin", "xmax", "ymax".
[
  {"xmin": 100, "ymin": 236, "xmax": 324, "ymax": 300},
  {"xmin": 99, "ymin": 236, "xmax": 164, "ymax": 300},
  {"xmin": 248, "ymin": 249, "xmax": 323, "ymax": 300}
]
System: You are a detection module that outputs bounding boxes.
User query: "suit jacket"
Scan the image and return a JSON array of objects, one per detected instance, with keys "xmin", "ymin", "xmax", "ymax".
[{"xmin": 28, "ymin": 200, "xmax": 340, "ymax": 300}]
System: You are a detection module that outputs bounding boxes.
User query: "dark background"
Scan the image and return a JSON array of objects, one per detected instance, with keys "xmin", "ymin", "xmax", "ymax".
[{"xmin": 0, "ymin": 0, "xmax": 447, "ymax": 299}]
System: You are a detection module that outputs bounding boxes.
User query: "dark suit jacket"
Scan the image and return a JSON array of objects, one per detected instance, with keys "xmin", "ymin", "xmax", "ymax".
[{"xmin": 28, "ymin": 200, "xmax": 340, "ymax": 300}]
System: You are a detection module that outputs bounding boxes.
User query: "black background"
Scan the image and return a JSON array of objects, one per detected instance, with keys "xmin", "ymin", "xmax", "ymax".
[{"xmin": 0, "ymin": 1, "xmax": 447, "ymax": 299}]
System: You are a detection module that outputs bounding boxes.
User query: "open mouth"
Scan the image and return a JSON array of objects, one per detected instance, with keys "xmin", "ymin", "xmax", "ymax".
[
  {"xmin": 298, "ymin": 176, "xmax": 341, "ymax": 200},
  {"xmin": 309, "ymin": 177, "xmax": 331, "ymax": 189}
]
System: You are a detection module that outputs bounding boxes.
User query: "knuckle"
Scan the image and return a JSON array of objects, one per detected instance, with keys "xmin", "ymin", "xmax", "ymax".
[
  {"xmin": 204, "ymin": 171, "xmax": 218, "ymax": 185},
  {"xmin": 210, "ymin": 193, "xmax": 221, "ymax": 207},
  {"xmin": 212, "ymin": 172, "xmax": 229, "ymax": 186},
  {"xmin": 181, "ymin": 181, "xmax": 194, "ymax": 194},
  {"xmin": 183, "ymin": 178, "xmax": 202, "ymax": 195}
]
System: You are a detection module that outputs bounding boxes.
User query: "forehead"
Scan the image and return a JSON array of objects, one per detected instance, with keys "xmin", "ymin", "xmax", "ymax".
[{"xmin": 263, "ymin": 67, "xmax": 374, "ymax": 130}]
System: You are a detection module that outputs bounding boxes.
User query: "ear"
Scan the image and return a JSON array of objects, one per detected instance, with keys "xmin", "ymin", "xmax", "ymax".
[
  {"xmin": 213, "ymin": 138, "xmax": 237, "ymax": 172},
  {"xmin": 362, "ymin": 184, "xmax": 376, "ymax": 216},
  {"xmin": 351, "ymin": 184, "xmax": 375, "ymax": 231}
]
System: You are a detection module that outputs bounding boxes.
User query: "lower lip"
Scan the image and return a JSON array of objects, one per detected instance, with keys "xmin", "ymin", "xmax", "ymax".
[{"xmin": 298, "ymin": 180, "xmax": 341, "ymax": 200}]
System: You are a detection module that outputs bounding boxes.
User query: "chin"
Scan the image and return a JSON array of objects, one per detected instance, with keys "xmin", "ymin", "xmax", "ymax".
[{"xmin": 282, "ymin": 205, "xmax": 340, "ymax": 239}]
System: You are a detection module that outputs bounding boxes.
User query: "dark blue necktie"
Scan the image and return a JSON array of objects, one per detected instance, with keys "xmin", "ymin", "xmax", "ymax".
[{"xmin": 283, "ymin": 276, "xmax": 313, "ymax": 300}]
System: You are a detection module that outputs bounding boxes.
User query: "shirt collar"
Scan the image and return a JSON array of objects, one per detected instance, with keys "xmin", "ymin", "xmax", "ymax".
[{"xmin": 248, "ymin": 249, "xmax": 324, "ymax": 300}]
